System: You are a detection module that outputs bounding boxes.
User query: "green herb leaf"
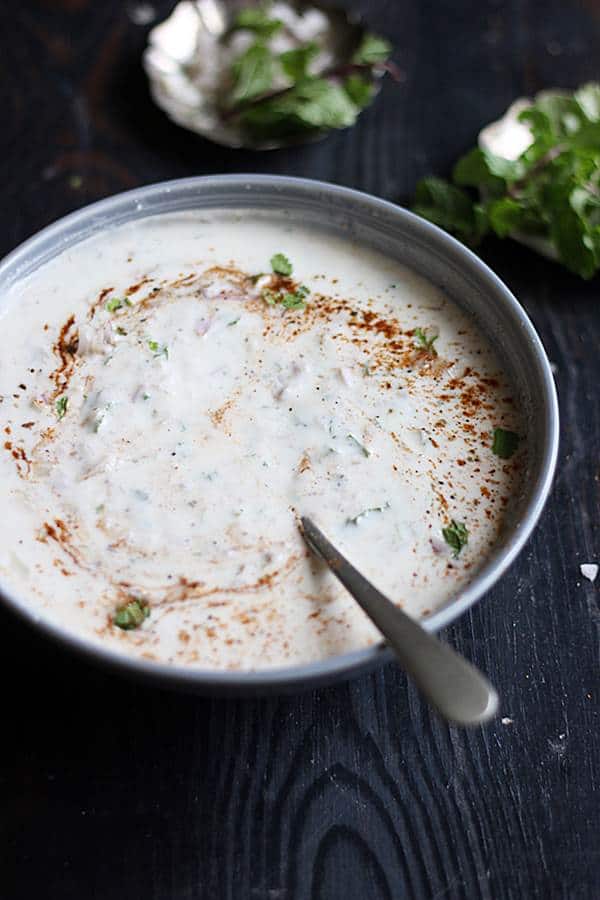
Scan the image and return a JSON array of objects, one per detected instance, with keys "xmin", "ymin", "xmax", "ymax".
[
  {"xmin": 414, "ymin": 326, "xmax": 438, "ymax": 354},
  {"xmin": 271, "ymin": 253, "xmax": 293, "ymax": 275},
  {"xmin": 492, "ymin": 428, "xmax": 520, "ymax": 459},
  {"xmin": 231, "ymin": 42, "xmax": 275, "ymax": 105},
  {"xmin": 453, "ymin": 147, "xmax": 525, "ymax": 193},
  {"xmin": 413, "ymin": 177, "xmax": 487, "ymax": 245},
  {"xmin": 114, "ymin": 598, "xmax": 150, "ymax": 630},
  {"xmin": 442, "ymin": 520, "xmax": 469, "ymax": 557},
  {"xmin": 238, "ymin": 77, "xmax": 359, "ymax": 138},
  {"xmin": 344, "ymin": 74, "xmax": 374, "ymax": 108},
  {"xmin": 263, "ymin": 283, "xmax": 309, "ymax": 309},
  {"xmin": 106, "ymin": 297, "xmax": 123, "ymax": 313},
  {"xmin": 352, "ymin": 32, "xmax": 392, "ymax": 65},
  {"xmin": 279, "ymin": 43, "xmax": 319, "ymax": 80},
  {"xmin": 55, "ymin": 396, "xmax": 68, "ymax": 420},
  {"xmin": 229, "ymin": 8, "xmax": 283, "ymax": 38},
  {"xmin": 148, "ymin": 340, "xmax": 168, "ymax": 359},
  {"xmin": 228, "ymin": 317, "xmax": 240, "ymax": 326},
  {"xmin": 282, "ymin": 285, "xmax": 309, "ymax": 309},
  {"xmin": 412, "ymin": 82, "xmax": 600, "ymax": 278}
]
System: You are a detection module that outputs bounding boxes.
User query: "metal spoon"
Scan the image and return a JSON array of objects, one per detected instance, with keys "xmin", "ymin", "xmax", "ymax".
[{"xmin": 300, "ymin": 516, "xmax": 498, "ymax": 726}]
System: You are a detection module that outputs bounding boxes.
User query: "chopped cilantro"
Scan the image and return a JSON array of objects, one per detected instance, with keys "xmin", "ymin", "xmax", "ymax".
[
  {"xmin": 442, "ymin": 520, "xmax": 469, "ymax": 557},
  {"xmin": 414, "ymin": 327, "xmax": 439, "ymax": 354},
  {"xmin": 492, "ymin": 428, "xmax": 520, "ymax": 459},
  {"xmin": 228, "ymin": 317, "xmax": 241, "ymax": 326},
  {"xmin": 114, "ymin": 598, "xmax": 150, "ymax": 630},
  {"xmin": 271, "ymin": 253, "xmax": 293, "ymax": 275},
  {"xmin": 55, "ymin": 396, "xmax": 68, "ymax": 420}
]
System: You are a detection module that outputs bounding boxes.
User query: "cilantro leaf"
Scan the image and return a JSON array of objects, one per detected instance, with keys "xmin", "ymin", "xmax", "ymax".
[
  {"xmin": 114, "ymin": 598, "xmax": 150, "ymax": 630},
  {"xmin": 442, "ymin": 520, "xmax": 469, "ymax": 557},
  {"xmin": 106, "ymin": 297, "xmax": 123, "ymax": 313},
  {"xmin": 271, "ymin": 253, "xmax": 293, "ymax": 275},
  {"xmin": 352, "ymin": 33, "xmax": 392, "ymax": 65},
  {"xmin": 55, "ymin": 395, "xmax": 68, "ymax": 419},
  {"xmin": 492, "ymin": 428, "xmax": 520, "ymax": 459}
]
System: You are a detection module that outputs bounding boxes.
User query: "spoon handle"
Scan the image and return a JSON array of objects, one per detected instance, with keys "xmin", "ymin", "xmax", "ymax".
[{"xmin": 301, "ymin": 516, "xmax": 498, "ymax": 726}]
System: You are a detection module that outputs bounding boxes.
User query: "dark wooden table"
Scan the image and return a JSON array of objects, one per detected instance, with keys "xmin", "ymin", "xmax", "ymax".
[{"xmin": 1, "ymin": 2, "xmax": 599, "ymax": 898}]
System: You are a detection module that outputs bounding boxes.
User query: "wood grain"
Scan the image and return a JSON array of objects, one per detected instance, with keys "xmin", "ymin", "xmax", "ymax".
[{"xmin": 0, "ymin": 1, "xmax": 599, "ymax": 898}]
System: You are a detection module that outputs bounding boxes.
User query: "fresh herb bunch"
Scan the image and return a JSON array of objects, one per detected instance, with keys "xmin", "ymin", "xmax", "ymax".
[
  {"xmin": 413, "ymin": 83, "xmax": 600, "ymax": 279},
  {"xmin": 221, "ymin": 5, "xmax": 394, "ymax": 140}
]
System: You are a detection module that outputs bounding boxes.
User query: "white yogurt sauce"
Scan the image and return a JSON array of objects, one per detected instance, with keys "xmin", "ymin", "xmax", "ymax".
[{"xmin": 0, "ymin": 211, "xmax": 523, "ymax": 669}]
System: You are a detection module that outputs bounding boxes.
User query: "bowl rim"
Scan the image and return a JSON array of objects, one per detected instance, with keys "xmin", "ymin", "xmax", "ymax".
[{"xmin": 0, "ymin": 174, "xmax": 560, "ymax": 693}]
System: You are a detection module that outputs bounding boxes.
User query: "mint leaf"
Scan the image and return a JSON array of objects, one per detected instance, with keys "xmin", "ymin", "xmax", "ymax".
[
  {"xmin": 487, "ymin": 197, "xmax": 526, "ymax": 237},
  {"xmin": 344, "ymin": 74, "xmax": 374, "ymax": 108},
  {"xmin": 279, "ymin": 43, "xmax": 319, "ymax": 80},
  {"xmin": 575, "ymin": 83, "xmax": 600, "ymax": 122},
  {"xmin": 352, "ymin": 33, "xmax": 392, "ymax": 65},
  {"xmin": 106, "ymin": 297, "xmax": 123, "ymax": 313},
  {"xmin": 414, "ymin": 327, "xmax": 438, "ymax": 354},
  {"xmin": 230, "ymin": 8, "xmax": 282, "ymax": 39},
  {"xmin": 239, "ymin": 78, "xmax": 359, "ymax": 137},
  {"xmin": 453, "ymin": 147, "xmax": 525, "ymax": 193},
  {"xmin": 114, "ymin": 598, "xmax": 150, "ymax": 630},
  {"xmin": 271, "ymin": 253, "xmax": 293, "ymax": 275},
  {"xmin": 148, "ymin": 340, "xmax": 168, "ymax": 359},
  {"xmin": 442, "ymin": 520, "xmax": 469, "ymax": 557},
  {"xmin": 55, "ymin": 396, "xmax": 68, "ymax": 420},
  {"xmin": 232, "ymin": 43, "xmax": 275, "ymax": 105},
  {"xmin": 492, "ymin": 428, "xmax": 520, "ymax": 459},
  {"xmin": 413, "ymin": 177, "xmax": 487, "ymax": 244},
  {"xmin": 413, "ymin": 82, "xmax": 600, "ymax": 279}
]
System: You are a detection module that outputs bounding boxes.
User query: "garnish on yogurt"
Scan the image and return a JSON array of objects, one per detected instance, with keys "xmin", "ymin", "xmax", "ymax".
[
  {"xmin": 55, "ymin": 396, "xmax": 68, "ymax": 420},
  {"xmin": 114, "ymin": 598, "xmax": 150, "ymax": 630},
  {"xmin": 492, "ymin": 427, "xmax": 520, "ymax": 459},
  {"xmin": 261, "ymin": 253, "xmax": 310, "ymax": 309},
  {"xmin": 442, "ymin": 519, "xmax": 469, "ymax": 557},
  {"xmin": 414, "ymin": 327, "xmax": 439, "ymax": 355},
  {"xmin": 346, "ymin": 502, "xmax": 390, "ymax": 525},
  {"xmin": 106, "ymin": 296, "xmax": 131, "ymax": 313},
  {"xmin": 148, "ymin": 340, "xmax": 169, "ymax": 359}
]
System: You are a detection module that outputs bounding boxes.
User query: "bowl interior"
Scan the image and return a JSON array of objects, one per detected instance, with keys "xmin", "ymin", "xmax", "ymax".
[{"xmin": 0, "ymin": 175, "xmax": 558, "ymax": 692}]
